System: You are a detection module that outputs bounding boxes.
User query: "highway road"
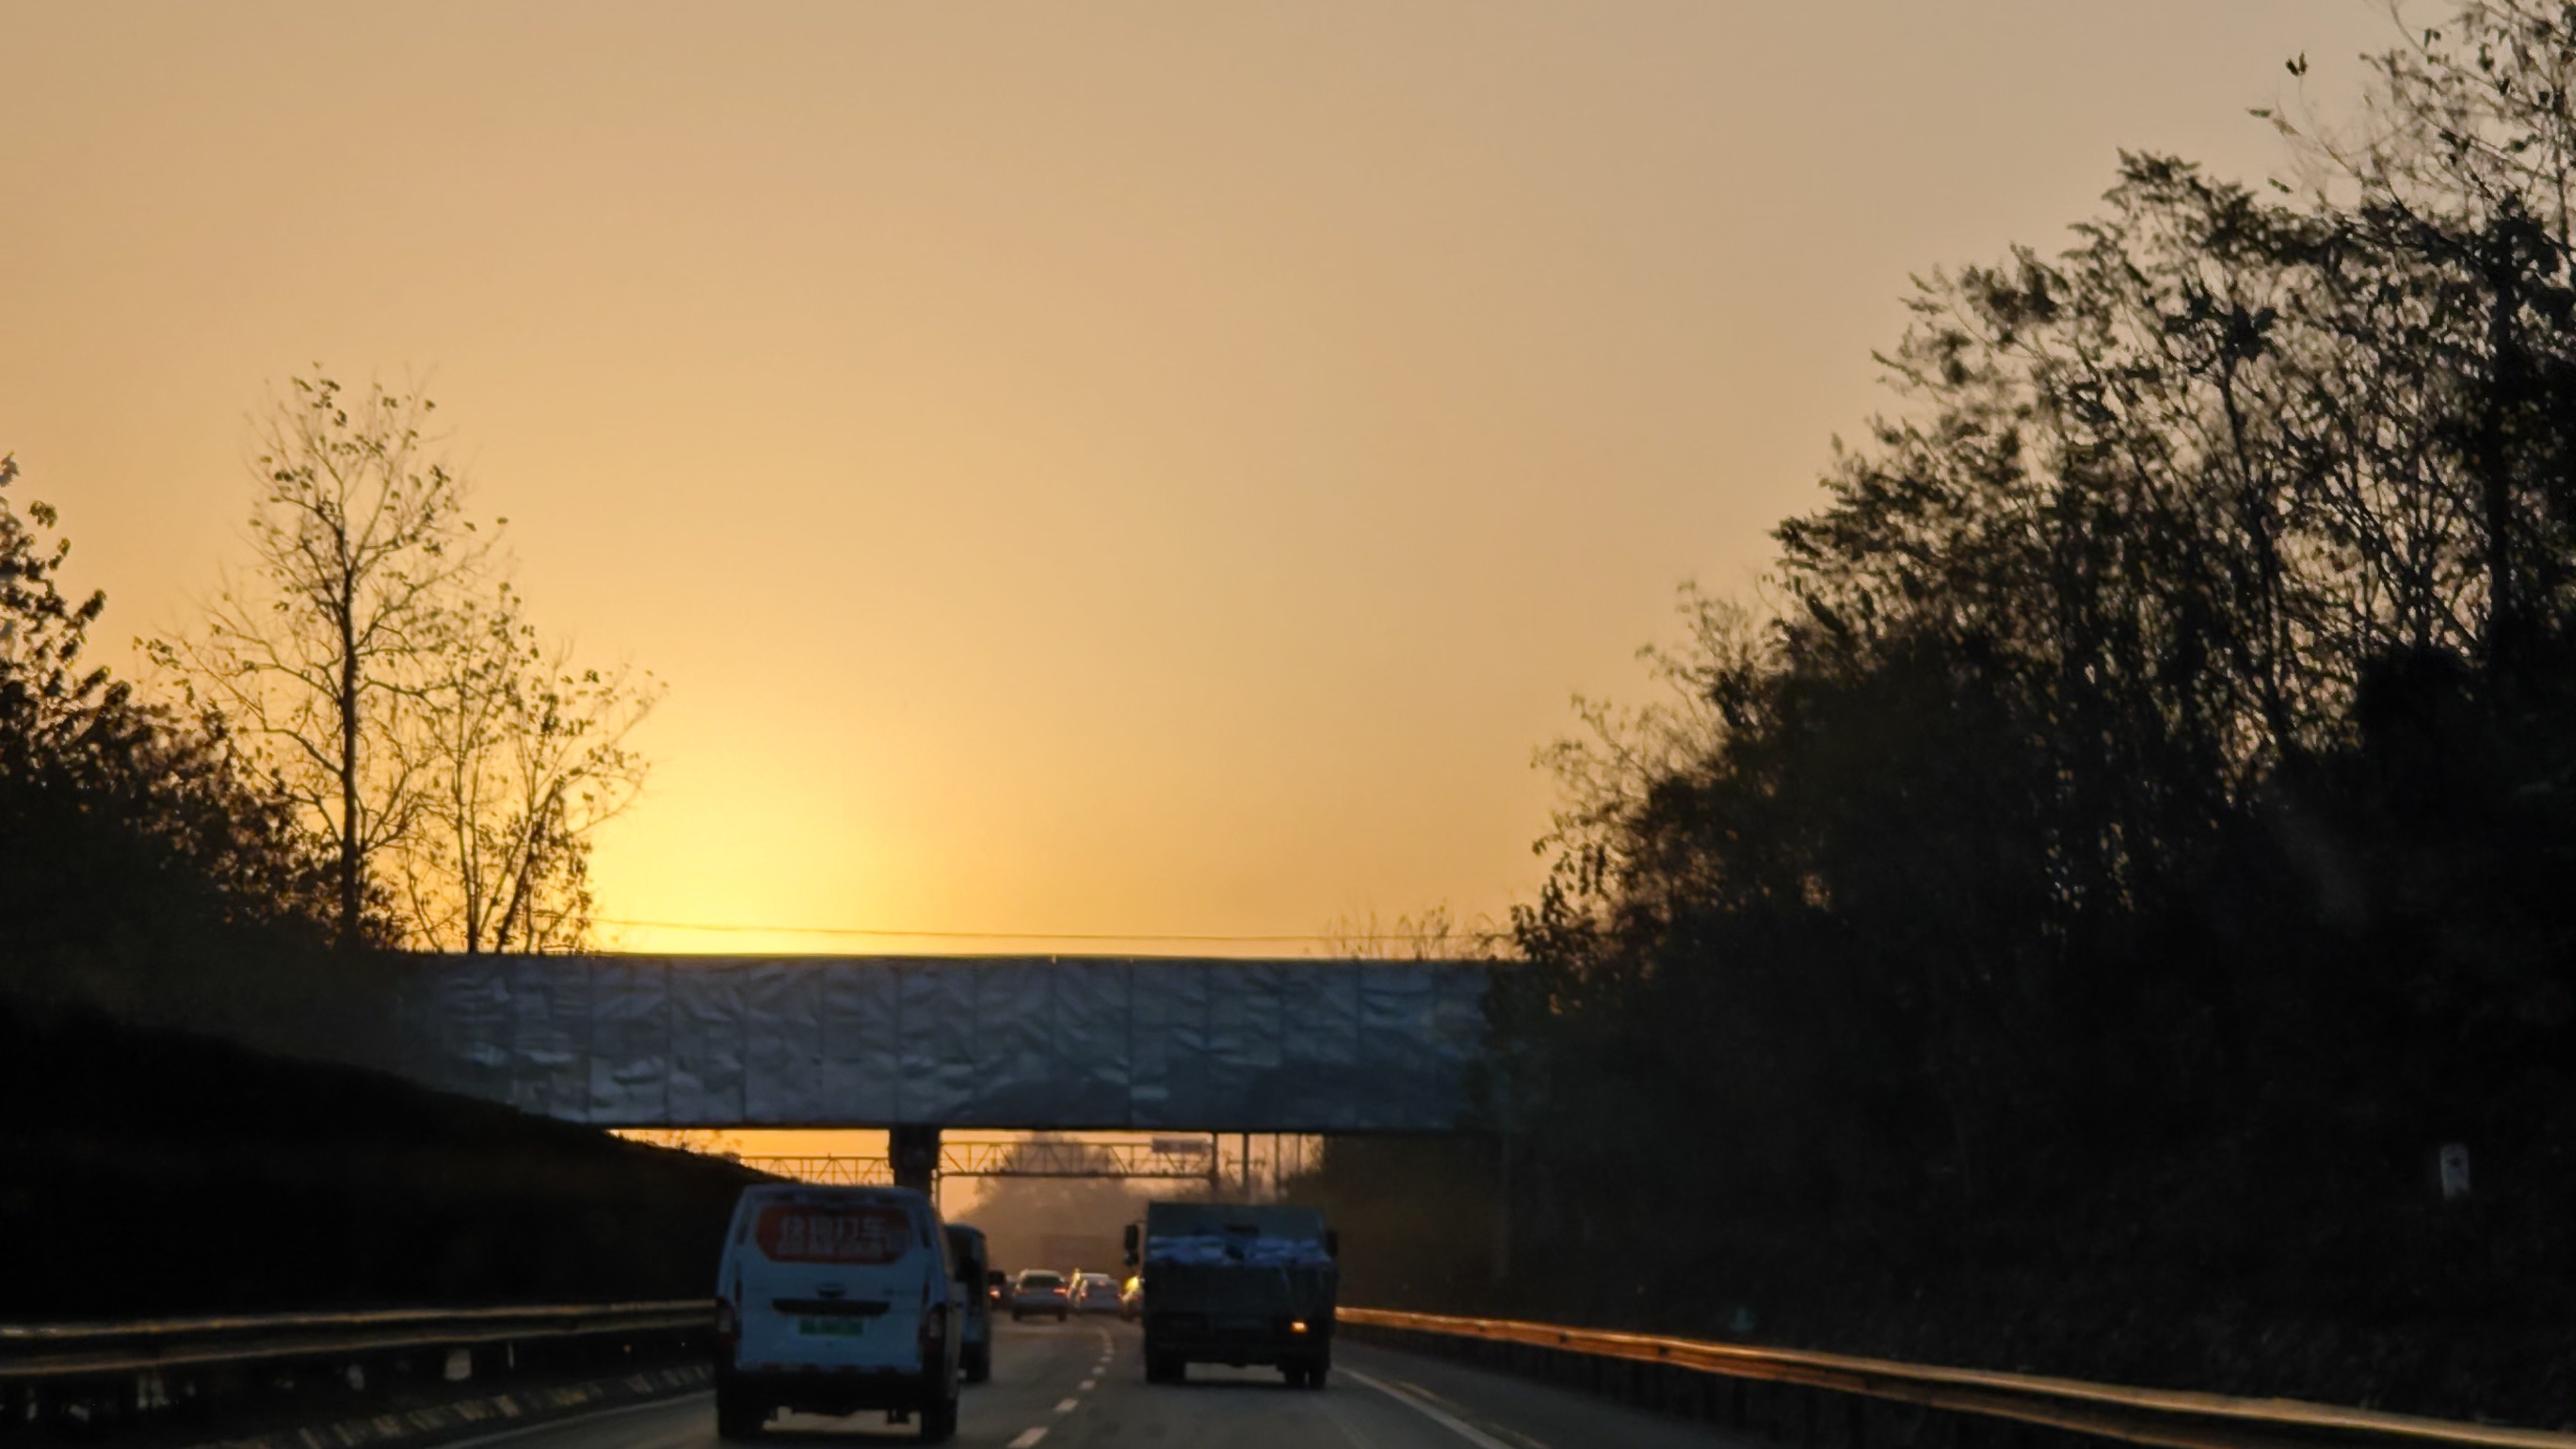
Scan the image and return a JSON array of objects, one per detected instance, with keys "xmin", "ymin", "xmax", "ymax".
[{"xmin": 470, "ymin": 1318, "xmax": 1748, "ymax": 1449}]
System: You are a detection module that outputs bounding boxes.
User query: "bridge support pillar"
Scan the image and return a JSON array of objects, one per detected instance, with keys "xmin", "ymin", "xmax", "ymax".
[{"xmin": 890, "ymin": 1123, "xmax": 941, "ymax": 1196}]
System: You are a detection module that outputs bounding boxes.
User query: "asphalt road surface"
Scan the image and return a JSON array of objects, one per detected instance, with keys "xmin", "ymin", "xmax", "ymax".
[{"xmin": 465, "ymin": 1317, "xmax": 1753, "ymax": 1449}]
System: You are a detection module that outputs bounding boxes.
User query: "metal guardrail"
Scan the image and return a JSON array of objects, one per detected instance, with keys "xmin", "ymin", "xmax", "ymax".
[
  {"xmin": 1335, "ymin": 1308, "xmax": 2575, "ymax": 1449},
  {"xmin": 0, "ymin": 1301, "xmax": 716, "ymax": 1445},
  {"xmin": 7, "ymin": 1299, "xmax": 2558, "ymax": 1449},
  {"xmin": 0, "ymin": 1301, "xmax": 711, "ymax": 1380}
]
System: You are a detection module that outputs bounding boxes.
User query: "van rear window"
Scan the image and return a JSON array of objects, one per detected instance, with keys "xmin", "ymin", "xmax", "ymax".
[{"xmin": 754, "ymin": 1203, "xmax": 914, "ymax": 1264}]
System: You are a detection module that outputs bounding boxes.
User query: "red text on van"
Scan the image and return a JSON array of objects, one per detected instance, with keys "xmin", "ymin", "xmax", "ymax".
[{"xmin": 755, "ymin": 1205, "xmax": 911, "ymax": 1264}]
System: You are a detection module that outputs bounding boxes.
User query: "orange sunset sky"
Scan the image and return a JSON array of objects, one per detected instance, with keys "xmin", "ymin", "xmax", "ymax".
[{"xmin": 3, "ymin": 2, "xmax": 2388, "ymax": 963}]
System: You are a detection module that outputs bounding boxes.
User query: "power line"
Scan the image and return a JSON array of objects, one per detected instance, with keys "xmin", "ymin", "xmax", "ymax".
[{"xmin": 593, "ymin": 917, "xmax": 1471, "ymax": 945}]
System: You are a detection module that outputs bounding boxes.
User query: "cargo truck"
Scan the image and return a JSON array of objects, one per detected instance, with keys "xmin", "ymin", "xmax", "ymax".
[{"xmin": 1123, "ymin": 1201, "xmax": 1338, "ymax": 1387}]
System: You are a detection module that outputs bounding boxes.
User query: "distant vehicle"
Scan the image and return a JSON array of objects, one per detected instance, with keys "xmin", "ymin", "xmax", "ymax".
[
  {"xmin": 1011, "ymin": 1268, "xmax": 1070, "ymax": 1322},
  {"xmin": 943, "ymin": 1223, "xmax": 992, "ymax": 1383},
  {"xmin": 985, "ymin": 1268, "xmax": 1010, "ymax": 1312},
  {"xmin": 1119, "ymin": 1275, "xmax": 1144, "ymax": 1321},
  {"xmin": 1071, "ymin": 1271, "xmax": 1122, "ymax": 1314},
  {"xmin": 712, "ymin": 1184, "xmax": 961, "ymax": 1443},
  {"xmin": 1128, "ymin": 1201, "xmax": 1338, "ymax": 1388}
]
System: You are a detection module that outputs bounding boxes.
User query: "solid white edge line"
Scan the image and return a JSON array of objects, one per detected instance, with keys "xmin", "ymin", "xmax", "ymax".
[
  {"xmin": 1007, "ymin": 1429, "xmax": 1050, "ymax": 1449},
  {"xmin": 432, "ymin": 1389, "xmax": 713, "ymax": 1449},
  {"xmin": 1341, "ymin": 1367, "xmax": 1520, "ymax": 1449}
]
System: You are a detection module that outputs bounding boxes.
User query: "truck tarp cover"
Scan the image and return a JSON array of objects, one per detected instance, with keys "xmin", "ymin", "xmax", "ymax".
[{"xmin": 1144, "ymin": 1204, "xmax": 1332, "ymax": 1266}]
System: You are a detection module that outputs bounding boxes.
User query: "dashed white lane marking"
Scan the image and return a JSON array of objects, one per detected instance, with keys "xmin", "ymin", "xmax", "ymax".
[
  {"xmin": 1341, "ymin": 1366, "xmax": 1519, "ymax": 1449},
  {"xmin": 1055, "ymin": 1396, "xmax": 1080, "ymax": 1412},
  {"xmin": 1079, "ymin": 1377, "xmax": 1097, "ymax": 1390},
  {"xmin": 1402, "ymin": 1375, "xmax": 1545, "ymax": 1448},
  {"xmin": 1007, "ymin": 1430, "xmax": 1049, "ymax": 1449}
]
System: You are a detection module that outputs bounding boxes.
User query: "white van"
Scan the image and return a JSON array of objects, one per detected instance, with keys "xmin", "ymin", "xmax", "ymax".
[{"xmin": 713, "ymin": 1184, "xmax": 962, "ymax": 1443}]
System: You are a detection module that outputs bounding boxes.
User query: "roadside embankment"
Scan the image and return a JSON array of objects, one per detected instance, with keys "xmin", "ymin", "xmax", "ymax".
[{"xmin": 0, "ymin": 1000, "xmax": 761, "ymax": 1319}]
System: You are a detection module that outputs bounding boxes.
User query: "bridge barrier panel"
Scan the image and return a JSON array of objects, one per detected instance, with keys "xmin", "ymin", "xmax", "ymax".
[{"xmin": 359, "ymin": 955, "xmax": 1494, "ymax": 1132}]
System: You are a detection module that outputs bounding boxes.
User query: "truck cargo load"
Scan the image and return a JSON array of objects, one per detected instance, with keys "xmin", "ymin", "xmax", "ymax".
[{"xmin": 1125, "ymin": 1201, "xmax": 1338, "ymax": 1388}]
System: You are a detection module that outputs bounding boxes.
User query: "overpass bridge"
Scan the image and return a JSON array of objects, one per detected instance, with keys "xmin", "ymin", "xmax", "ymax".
[{"xmin": 340, "ymin": 954, "xmax": 1497, "ymax": 1189}]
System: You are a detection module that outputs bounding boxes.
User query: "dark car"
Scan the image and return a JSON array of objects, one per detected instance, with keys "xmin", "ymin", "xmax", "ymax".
[{"xmin": 1011, "ymin": 1268, "xmax": 1070, "ymax": 1322}]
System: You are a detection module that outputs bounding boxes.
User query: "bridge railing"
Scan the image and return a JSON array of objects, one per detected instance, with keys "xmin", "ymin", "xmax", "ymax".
[{"xmin": 1333, "ymin": 1307, "xmax": 2571, "ymax": 1449}]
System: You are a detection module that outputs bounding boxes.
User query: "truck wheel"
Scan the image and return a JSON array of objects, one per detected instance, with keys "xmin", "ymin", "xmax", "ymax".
[
  {"xmin": 963, "ymin": 1344, "xmax": 990, "ymax": 1384},
  {"xmin": 714, "ymin": 1386, "xmax": 766, "ymax": 1441},
  {"xmin": 918, "ymin": 1394, "xmax": 959, "ymax": 1444},
  {"xmin": 1307, "ymin": 1361, "xmax": 1329, "ymax": 1390},
  {"xmin": 1148, "ymin": 1352, "xmax": 1183, "ymax": 1384}
]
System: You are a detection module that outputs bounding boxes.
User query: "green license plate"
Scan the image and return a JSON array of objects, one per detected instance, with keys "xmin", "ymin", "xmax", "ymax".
[{"xmin": 797, "ymin": 1317, "xmax": 868, "ymax": 1337}]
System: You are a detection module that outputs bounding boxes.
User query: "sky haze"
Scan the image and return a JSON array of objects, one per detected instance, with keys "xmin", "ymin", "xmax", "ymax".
[{"xmin": 0, "ymin": 1, "xmax": 2392, "ymax": 952}]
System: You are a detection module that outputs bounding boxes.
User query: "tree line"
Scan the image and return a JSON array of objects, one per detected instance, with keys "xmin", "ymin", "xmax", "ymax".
[
  {"xmin": 1312, "ymin": 1, "xmax": 2573, "ymax": 1418},
  {"xmin": 2, "ymin": 374, "xmax": 654, "ymax": 1009}
]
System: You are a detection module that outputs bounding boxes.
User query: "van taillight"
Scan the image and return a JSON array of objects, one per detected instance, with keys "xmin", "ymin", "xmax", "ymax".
[
  {"xmin": 918, "ymin": 1301, "xmax": 945, "ymax": 1364},
  {"xmin": 714, "ymin": 1298, "xmax": 740, "ymax": 1343}
]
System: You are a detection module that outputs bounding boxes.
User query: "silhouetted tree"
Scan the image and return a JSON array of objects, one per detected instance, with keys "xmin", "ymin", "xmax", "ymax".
[
  {"xmin": 149, "ymin": 377, "xmax": 484, "ymax": 950},
  {"xmin": 403, "ymin": 578, "xmax": 658, "ymax": 953},
  {"xmin": 0, "ymin": 453, "xmax": 340, "ymax": 1003},
  {"xmin": 1317, "ymin": 903, "xmax": 1505, "ymax": 960},
  {"xmin": 152, "ymin": 373, "xmax": 658, "ymax": 952},
  {"xmin": 1470, "ymin": 4, "xmax": 2575, "ymax": 1416}
]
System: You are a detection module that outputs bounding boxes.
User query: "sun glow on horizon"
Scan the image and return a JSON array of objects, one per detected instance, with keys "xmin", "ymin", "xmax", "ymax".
[{"xmin": 3, "ymin": 2, "xmax": 2388, "ymax": 950}]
